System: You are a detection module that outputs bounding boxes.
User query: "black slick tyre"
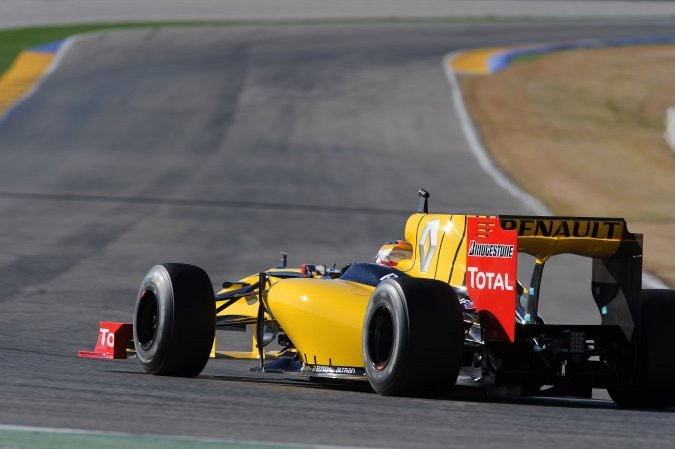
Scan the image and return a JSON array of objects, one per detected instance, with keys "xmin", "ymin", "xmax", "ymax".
[
  {"xmin": 608, "ymin": 289, "xmax": 675, "ymax": 408},
  {"xmin": 133, "ymin": 263, "xmax": 215, "ymax": 377},
  {"xmin": 362, "ymin": 277, "xmax": 464, "ymax": 396}
]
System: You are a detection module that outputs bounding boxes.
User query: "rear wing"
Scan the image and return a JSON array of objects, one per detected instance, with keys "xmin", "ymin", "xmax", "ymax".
[
  {"xmin": 499, "ymin": 215, "xmax": 641, "ymax": 260},
  {"xmin": 401, "ymin": 211, "xmax": 643, "ymax": 342}
]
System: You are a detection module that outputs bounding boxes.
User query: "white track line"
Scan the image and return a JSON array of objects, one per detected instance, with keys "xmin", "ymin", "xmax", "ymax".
[
  {"xmin": 441, "ymin": 51, "xmax": 669, "ymax": 289},
  {"xmin": 442, "ymin": 52, "xmax": 551, "ymax": 216}
]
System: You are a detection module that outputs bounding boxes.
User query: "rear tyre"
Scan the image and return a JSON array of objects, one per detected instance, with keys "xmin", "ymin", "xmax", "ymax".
[
  {"xmin": 362, "ymin": 277, "xmax": 464, "ymax": 396},
  {"xmin": 608, "ymin": 289, "xmax": 675, "ymax": 408},
  {"xmin": 133, "ymin": 263, "xmax": 215, "ymax": 377}
]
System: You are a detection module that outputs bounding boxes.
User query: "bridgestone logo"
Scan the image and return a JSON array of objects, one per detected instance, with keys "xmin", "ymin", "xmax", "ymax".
[{"xmin": 468, "ymin": 241, "xmax": 514, "ymax": 258}]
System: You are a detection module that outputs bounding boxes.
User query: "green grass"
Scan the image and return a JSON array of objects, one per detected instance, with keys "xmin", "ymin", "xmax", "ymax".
[{"xmin": 510, "ymin": 53, "xmax": 543, "ymax": 64}]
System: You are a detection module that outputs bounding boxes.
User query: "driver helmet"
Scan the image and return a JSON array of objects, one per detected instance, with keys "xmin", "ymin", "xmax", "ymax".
[{"xmin": 375, "ymin": 240, "xmax": 413, "ymax": 268}]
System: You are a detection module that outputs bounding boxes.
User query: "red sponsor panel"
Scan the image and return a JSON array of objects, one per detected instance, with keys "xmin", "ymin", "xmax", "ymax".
[
  {"xmin": 466, "ymin": 217, "xmax": 518, "ymax": 341},
  {"xmin": 78, "ymin": 322, "xmax": 133, "ymax": 359}
]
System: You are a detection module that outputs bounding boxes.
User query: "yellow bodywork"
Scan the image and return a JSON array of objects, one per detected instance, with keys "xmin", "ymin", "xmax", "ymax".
[
  {"xmin": 213, "ymin": 213, "xmax": 632, "ymax": 368},
  {"xmin": 213, "ymin": 271, "xmax": 294, "ymax": 360},
  {"xmin": 268, "ymin": 279, "xmax": 374, "ymax": 367},
  {"xmin": 214, "ymin": 274, "xmax": 374, "ymax": 366},
  {"xmin": 397, "ymin": 214, "xmax": 471, "ymax": 285},
  {"xmin": 215, "ymin": 274, "xmax": 260, "ymax": 320}
]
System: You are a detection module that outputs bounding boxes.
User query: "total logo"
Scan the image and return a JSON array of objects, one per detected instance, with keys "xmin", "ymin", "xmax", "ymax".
[
  {"xmin": 466, "ymin": 266, "xmax": 513, "ymax": 291},
  {"xmin": 99, "ymin": 327, "xmax": 116, "ymax": 347}
]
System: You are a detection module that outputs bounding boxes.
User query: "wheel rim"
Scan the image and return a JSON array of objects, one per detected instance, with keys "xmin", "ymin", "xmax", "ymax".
[
  {"xmin": 137, "ymin": 288, "xmax": 159, "ymax": 351},
  {"xmin": 367, "ymin": 305, "xmax": 394, "ymax": 371}
]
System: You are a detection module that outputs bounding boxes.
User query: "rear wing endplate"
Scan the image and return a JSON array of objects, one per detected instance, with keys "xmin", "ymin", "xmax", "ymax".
[{"xmin": 466, "ymin": 217, "xmax": 518, "ymax": 341}]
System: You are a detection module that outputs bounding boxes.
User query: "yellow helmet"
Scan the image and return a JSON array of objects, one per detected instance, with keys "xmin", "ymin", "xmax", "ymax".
[{"xmin": 374, "ymin": 240, "xmax": 413, "ymax": 268}]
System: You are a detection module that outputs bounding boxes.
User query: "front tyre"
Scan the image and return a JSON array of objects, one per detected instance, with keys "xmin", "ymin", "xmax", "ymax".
[
  {"xmin": 133, "ymin": 263, "xmax": 215, "ymax": 377},
  {"xmin": 362, "ymin": 277, "xmax": 464, "ymax": 396}
]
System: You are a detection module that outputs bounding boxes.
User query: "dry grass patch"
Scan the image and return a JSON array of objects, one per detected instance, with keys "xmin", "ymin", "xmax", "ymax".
[{"xmin": 461, "ymin": 44, "xmax": 675, "ymax": 286}]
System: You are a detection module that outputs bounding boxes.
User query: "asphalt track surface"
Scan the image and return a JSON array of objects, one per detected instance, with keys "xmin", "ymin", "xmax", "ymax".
[{"xmin": 1, "ymin": 21, "xmax": 675, "ymax": 448}]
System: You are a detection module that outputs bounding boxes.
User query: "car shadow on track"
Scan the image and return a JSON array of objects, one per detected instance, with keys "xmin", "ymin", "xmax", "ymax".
[
  {"xmin": 448, "ymin": 389, "xmax": 675, "ymax": 412},
  {"xmin": 209, "ymin": 373, "xmax": 675, "ymax": 412},
  {"xmin": 218, "ymin": 374, "xmax": 675, "ymax": 412},
  {"xmin": 111, "ymin": 369, "xmax": 675, "ymax": 412}
]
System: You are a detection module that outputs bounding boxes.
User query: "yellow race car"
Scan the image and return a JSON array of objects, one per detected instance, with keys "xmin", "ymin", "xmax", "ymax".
[{"xmin": 80, "ymin": 189, "xmax": 675, "ymax": 407}]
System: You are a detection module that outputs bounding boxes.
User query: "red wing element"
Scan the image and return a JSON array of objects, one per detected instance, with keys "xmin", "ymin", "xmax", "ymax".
[
  {"xmin": 78, "ymin": 322, "xmax": 133, "ymax": 359},
  {"xmin": 466, "ymin": 217, "xmax": 518, "ymax": 342}
]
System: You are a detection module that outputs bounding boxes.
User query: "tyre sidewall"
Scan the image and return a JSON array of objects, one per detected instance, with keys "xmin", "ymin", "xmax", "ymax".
[
  {"xmin": 363, "ymin": 280, "xmax": 409, "ymax": 394},
  {"xmin": 133, "ymin": 265, "xmax": 174, "ymax": 374},
  {"xmin": 362, "ymin": 277, "xmax": 464, "ymax": 396}
]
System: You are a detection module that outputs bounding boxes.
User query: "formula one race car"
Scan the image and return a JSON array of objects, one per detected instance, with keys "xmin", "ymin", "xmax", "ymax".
[{"xmin": 80, "ymin": 189, "xmax": 675, "ymax": 407}]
